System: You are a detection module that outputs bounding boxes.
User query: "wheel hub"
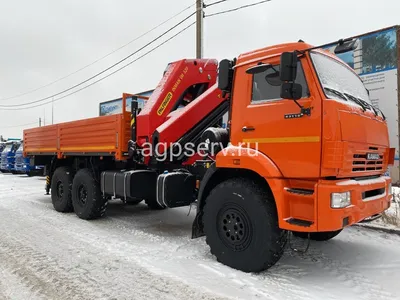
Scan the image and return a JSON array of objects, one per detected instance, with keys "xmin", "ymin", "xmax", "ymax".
[
  {"xmin": 218, "ymin": 204, "xmax": 252, "ymax": 251},
  {"xmin": 56, "ymin": 181, "xmax": 64, "ymax": 199},
  {"xmin": 78, "ymin": 185, "xmax": 88, "ymax": 205}
]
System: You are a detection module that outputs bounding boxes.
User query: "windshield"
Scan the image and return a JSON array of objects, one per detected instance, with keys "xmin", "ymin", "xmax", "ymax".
[
  {"xmin": 310, "ymin": 51, "xmax": 372, "ymax": 106},
  {"xmin": 18, "ymin": 143, "xmax": 23, "ymax": 151},
  {"xmin": 4, "ymin": 144, "xmax": 12, "ymax": 152}
]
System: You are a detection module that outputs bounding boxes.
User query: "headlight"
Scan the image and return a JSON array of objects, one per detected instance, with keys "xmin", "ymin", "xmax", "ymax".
[
  {"xmin": 331, "ymin": 192, "xmax": 351, "ymax": 208},
  {"xmin": 388, "ymin": 182, "xmax": 393, "ymax": 195}
]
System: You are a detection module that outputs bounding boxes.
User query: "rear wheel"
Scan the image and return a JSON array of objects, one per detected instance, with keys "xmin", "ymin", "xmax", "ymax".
[
  {"xmin": 203, "ymin": 178, "xmax": 287, "ymax": 273},
  {"xmin": 72, "ymin": 168, "xmax": 108, "ymax": 220},
  {"xmin": 51, "ymin": 166, "xmax": 74, "ymax": 212},
  {"xmin": 292, "ymin": 229, "xmax": 342, "ymax": 241}
]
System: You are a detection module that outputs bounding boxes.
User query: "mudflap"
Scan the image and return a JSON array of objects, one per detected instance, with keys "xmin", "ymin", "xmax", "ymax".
[{"xmin": 191, "ymin": 211, "xmax": 205, "ymax": 239}]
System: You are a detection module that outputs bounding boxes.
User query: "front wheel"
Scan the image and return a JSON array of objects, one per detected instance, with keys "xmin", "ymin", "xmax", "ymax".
[
  {"xmin": 292, "ymin": 229, "xmax": 342, "ymax": 241},
  {"xmin": 203, "ymin": 178, "xmax": 287, "ymax": 273},
  {"xmin": 51, "ymin": 166, "xmax": 74, "ymax": 212},
  {"xmin": 72, "ymin": 168, "xmax": 108, "ymax": 220}
]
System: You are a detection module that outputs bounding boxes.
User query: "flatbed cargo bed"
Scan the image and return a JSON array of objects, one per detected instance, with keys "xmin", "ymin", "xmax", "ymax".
[{"xmin": 23, "ymin": 112, "xmax": 131, "ymax": 161}]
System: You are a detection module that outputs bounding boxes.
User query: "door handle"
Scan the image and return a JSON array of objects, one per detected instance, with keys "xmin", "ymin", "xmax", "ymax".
[{"xmin": 242, "ymin": 126, "xmax": 255, "ymax": 132}]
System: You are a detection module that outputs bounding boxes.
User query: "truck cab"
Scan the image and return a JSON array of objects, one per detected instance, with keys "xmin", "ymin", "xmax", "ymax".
[
  {"xmin": 14, "ymin": 141, "xmax": 44, "ymax": 176},
  {"xmin": 0, "ymin": 141, "xmax": 21, "ymax": 173},
  {"xmin": 214, "ymin": 42, "xmax": 393, "ymax": 230},
  {"xmin": 190, "ymin": 41, "xmax": 394, "ymax": 272}
]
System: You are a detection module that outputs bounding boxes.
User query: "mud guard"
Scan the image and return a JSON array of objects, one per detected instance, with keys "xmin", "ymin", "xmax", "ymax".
[{"xmin": 192, "ymin": 163, "xmax": 218, "ymax": 238}]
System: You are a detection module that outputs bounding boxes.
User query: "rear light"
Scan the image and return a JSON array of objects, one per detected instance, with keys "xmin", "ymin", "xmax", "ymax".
[{"xmin": 331, "ymin": 192, "xmax": 351, "ymax": 208}]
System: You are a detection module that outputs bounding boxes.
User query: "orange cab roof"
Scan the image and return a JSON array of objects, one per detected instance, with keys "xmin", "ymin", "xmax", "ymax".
[{"xmin": 237, "ymin": 42, "xmax": 314, "ymax": 64}]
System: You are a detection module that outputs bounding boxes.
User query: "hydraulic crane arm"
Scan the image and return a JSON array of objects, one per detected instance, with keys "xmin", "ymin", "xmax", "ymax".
[
  {"xmin": 136, "ymin": 58, "xmax": 220, "ymax": 147},
  {"xmin": 153, "ymin": 83, "xmax": 228, "ymax": 162}
]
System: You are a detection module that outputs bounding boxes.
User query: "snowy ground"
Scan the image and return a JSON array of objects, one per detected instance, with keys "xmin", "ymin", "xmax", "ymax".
[{"xmin": 1, "ymin": 173, "xmax": 400, "ymax": 300}]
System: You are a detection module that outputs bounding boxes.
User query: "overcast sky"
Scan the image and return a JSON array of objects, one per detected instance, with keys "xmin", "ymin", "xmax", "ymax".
[{"xmin": 0, "ymin": 0, "xmax": 399, "ymax": 138}]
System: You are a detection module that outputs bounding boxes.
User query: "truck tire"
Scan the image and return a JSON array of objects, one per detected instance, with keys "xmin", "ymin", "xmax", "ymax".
[
  {"xmin": 72, "ymin": 168, "xmax": 108, "ymax": 220},
  {"xmin": 51, "ymin": 167, "xmax": 74, "ymax": 213},
  {"xmin": 292, "ymin": 229, "xmax": 342, "ymax": 241},
  {"xmin": 203, "ymin": 177, "xmax": 287, "ymax": 273}
]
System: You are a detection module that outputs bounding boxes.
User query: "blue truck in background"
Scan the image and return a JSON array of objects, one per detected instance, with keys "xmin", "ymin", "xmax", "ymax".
[
  {"xmin": 14, "ymin": 141, "xmax": 44, "ymax": 176},
  {"xmin": 0, "ymin": 140, "xmax": 21, "ymax": 173}
]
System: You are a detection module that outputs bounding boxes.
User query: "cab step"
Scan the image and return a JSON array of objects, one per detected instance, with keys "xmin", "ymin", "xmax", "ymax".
[
  {"xmin": 286, "ymin": 218, "xmax": 314, "ymax": 227},
  {"xmin": 285, "ymin": 188, "xmax": 314, "ymax": 196}
]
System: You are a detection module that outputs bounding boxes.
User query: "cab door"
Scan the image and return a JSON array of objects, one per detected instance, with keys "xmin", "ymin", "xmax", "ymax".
[{"xmin": 230, "ymin": 57, "xmax": 322, "ymax": 178}]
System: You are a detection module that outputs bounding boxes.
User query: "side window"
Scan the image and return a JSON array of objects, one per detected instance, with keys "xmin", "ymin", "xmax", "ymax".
[{"xmin": 251, "ymin": 61, "xmax": 309, "ymax": 102}]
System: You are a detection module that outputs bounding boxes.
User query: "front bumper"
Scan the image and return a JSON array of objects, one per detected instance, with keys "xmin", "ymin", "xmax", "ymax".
[
  {"xmin": 1, "ymin": 163, "xmax": 12, "ymax": 171},
  {"xmin": 15, "ymin": 164, "xmax": 27, "ymax": 172},
  {"xmin": 317, "ymin": 176, "xmax": 391, "ymax": 231}
]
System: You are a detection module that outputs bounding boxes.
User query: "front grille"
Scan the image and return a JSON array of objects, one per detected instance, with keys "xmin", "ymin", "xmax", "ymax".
[
  {"xmin": 352, "ymin": 154, "xmax": 383, "ymax": 172},
  {"xmin": 15, "ymin": 156, "xmax": 23, "ymax": 165}
]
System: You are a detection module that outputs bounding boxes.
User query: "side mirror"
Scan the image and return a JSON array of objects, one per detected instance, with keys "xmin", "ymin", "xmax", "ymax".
[
  {"xmin": 281, "ymin": 82, "xmax": 303, "ymax": 101},
  {"xmin": 334, "ymin": 39, "xmax": 358, "ymax": 54},
  {"xmin": 280, "ymin": 52, "xmax": 298, "ymax": 82},
  {"xmin": 245, "ymin": 63, "xmax": 272, "ymax": 75},
  {"xmin": 218, "ymin": 59, "xmax": 234, "ymax": 92}
]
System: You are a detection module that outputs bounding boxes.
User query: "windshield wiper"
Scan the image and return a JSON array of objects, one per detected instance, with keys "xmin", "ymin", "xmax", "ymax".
[
  {"xmin": 324, "ymin": 87, "xmax": 348, "ymax": 102},
  {"xmin": 368, "ymin": 103, "xmax": 386, "ymax": 120},
  {"xmin": 344, "ymin": 94, "xmax": 386, "ymax": 120},
  {"xmin": 343, "ymin": 93, "xmax": 367, "ymax": 111},
  {"xmin": 356, "ymin": 98, "xmax": 379, "ymax": 117},
  {"xmin": 324, "ymin": 87, "xmax": 386, "ymax": 120}
]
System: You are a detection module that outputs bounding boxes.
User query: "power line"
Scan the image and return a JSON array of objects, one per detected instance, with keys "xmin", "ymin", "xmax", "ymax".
[
  {"xmin": 204, "ymin": 0, "xmax": 230, "ymax": 7},
  {"xmin": 0, "ymin": 21, "xmax": 196, "ymax": 111},
  {"xmin": 0, "ymin": 3, "xmax": 196, "ymax": 102},
  {"xmin": 0, "ymin": 13, "xmax": 196, "ymax": 108},
  {"xmin": 0, "ymin": 11, "xmax": 195, "ymax": 108},
  {"xmin": 205, "ymin": 0, "xmax": 271, "ymax": 17}
]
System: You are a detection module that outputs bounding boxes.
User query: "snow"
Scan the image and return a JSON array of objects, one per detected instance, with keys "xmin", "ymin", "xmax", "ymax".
[
  {"xmin": 310, "ymin": 51, "xmax": 372, "ymax": 106},
  {"xmin": 336, "ymin": 176, "xmax": 389, "ymax": 186},
  {"xmin": 1, "ymin": 173, "xmax": 400, "ymax": 299}
]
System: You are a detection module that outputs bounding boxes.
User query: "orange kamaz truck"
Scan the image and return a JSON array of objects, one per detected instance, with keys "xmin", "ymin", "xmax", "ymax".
[{"xmin": 24, "ymin": 38, "xmax": 395, "ymax": 273}]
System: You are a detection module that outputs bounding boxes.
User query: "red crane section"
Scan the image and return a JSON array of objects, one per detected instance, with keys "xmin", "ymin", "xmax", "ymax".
[{"xmin": 136, "ymin": 59, "xmax": 220, "ymax": 148}]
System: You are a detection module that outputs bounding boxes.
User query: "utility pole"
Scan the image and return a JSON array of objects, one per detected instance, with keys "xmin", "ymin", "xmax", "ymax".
[
  {"xmin": 196, "ymin": 0, "xmax": 204, "ymax": 59},
  {"xmin": 52, "ymin": 96, "xmax": 54, "ymax": 124}
]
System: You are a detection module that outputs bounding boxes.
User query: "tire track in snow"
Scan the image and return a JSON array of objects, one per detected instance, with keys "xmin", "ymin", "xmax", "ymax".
[
  {"xmin": 0, "ymin": 203, "xmax": 231, "ymax": 300},
  {"xmin": 2, "ymin": 174, "xmax": 400, "ymax": 299},
  {"xmin": 0, "ymin": 232, "xmax": 114, "ymax": 300}
]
